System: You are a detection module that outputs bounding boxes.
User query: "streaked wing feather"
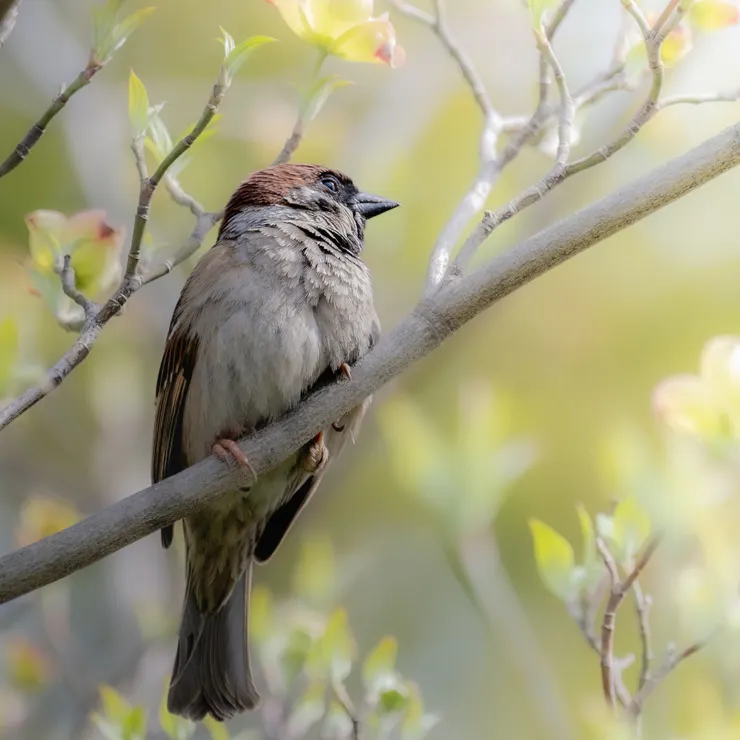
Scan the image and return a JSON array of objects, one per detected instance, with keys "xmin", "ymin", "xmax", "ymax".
[{"xmin": 152, "ymin": 311, "xmax": 200, "ymax": 549}]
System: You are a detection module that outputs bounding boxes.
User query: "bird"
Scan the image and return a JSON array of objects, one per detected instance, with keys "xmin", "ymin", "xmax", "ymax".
[{"xmin": 151, "ymin": 163, "xmax": 398, "ymax": 722}]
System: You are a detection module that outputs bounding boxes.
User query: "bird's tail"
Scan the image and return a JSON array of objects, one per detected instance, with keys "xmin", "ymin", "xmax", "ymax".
[{"xmin": 167, "ymin": 562, "xmax": 260, "ymax": 721}]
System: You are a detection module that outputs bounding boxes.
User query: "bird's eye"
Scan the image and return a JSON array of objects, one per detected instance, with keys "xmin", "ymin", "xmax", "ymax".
[{"xmin": 320, "ymin": 176, "xmax": 341, "ymax": 194}]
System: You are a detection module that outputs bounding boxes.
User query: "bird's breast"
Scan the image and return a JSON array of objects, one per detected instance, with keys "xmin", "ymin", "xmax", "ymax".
[{"xmin": 182, "ymin": 237, "xmax": 377, "ymax": 465}]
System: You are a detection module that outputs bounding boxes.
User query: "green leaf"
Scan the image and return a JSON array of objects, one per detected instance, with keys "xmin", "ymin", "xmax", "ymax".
[
  {"xmin": 108, "ymin": 7, "xmax": 156, "ymax": 58},
  {"xmin": 0, "ymin": 317, "xmax": 19, "ymax": 395},
  {"xmin": 92, "ymin": 0, "xmax": 123, "ymax": 54},
  {"xmin": 378, "ymin": 675, "xmax": 410, "ymax": 714},
  {"xmin": 218, "ymin": 26, "xmax": 236, "ymax": 57},
  {"xmin": 99, "ymin": 685, "xmax": 131, "ymax": 724},
  {"xmin": 612, "ymin": 495, "xmax": 651, "ymax": 564},
  {"xmin": 324, "ymin": 609, "xmax": 355, "ymax": 683},
  {"xmin": 91, "ymin": 715, "xmax": 124, "ymax": 740},
  {"xmin": 92, "ymin": 4, "xmax": 155, "ymax": 64},
  {"xmin": 285, "ymin": 681, "xmax": 326, "ymax": 737},
  {"xmin": 305, "ymin": 608, "xmax": 355, "ymax": 683},
  {"xmin": 280, "ymin": 626, "xmax": 314, "ymax": 686},
  {"xmin": 400, "ymin": 683, "xmax": 438, "ymax": 740},
  {"xmin": 203, "ymin": 715, "xmax": 231, "ymax": 740},
  {"xmin": 146, "ymin": 112, "xmax": 174, "ymax": 163},
  {"xmin": 596, "ymin": 513, "xmax": 614, "ymax": 541},
  {"xmin": 128, "ymin": 70, "xmax": 149, "ymax": 136},
  {"xmin": 527, "ymin": 0, "xmax": 558, "ymax": 27},
  {"xmin": 27, "ymin": 268, "xmax": 63, "ymax": 316},
  {"xmin": 300, "ymin": 75, "xmax": 353, "ymax": 125},
  {"xmin": 362, "ymin": 636, "xmax": 397, "ymax": 692},
  {"xmin": 529, "ymin": 519, "xmax": 577, "ymax": 601},
  {"xmin": 122, "ymin": 706, "xmax": 147, "ymax": 740},
  {"xmin": 223, "ymin": 35, "xmax": 277, "ymax": 77}
]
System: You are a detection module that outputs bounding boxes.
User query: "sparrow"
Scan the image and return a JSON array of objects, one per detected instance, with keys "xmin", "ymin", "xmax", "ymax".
[{"xmin": 151, "ymin": 163, "xmax": 398, "ymax": 722}]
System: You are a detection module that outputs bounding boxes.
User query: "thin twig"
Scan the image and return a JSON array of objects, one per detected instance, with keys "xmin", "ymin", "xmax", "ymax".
[
  {"xmin": 652, "ymin": 0, "xmax": 691, "ymax": 46},
  {"xmin": 387, "ymin": 0, "xmax": 435, "ymax": 25},
  {"xmin": 0, "ymin": 62, "xmax": 102, "ymax": 178},
  {"xmin": 564, "ymin": 0, "xmax": 662, "ymax": 176},
  {"xmin": 107, "ymin": 78, "xmax": 227, "ymax": 310},
  {"xmin": 632, "ymin": 580, "xmax": 652, "ymax": 690},
  {"xmin": 451, "ymin": 0, "xmax": 665, "ymax": 269},
  {"xmin": 0, "ymin": 46, "xmax": 328, "ymax": 431},
  {"xmin": 659, "ymin": 89, "xmax": 740, "ymax": 109},
  {"xmin": 58, "ymin": 255, "xmax": 95, "ymax": 317},
  {"xmin": 272, "ymin": 118, "xmax": 305, "ymax": 166},
  {"xmin": 390, "ymin": 0, "xmax": 505, "ymax": 292},
  {"xmin": 597, "ymin": 537, "xmax": 621, "ymax": 711},
  {"xmin": 453, "ymin": 25, "xmax": 574, "ymax": 273},
  {"xmin": 651, "ymin": 0, "xmax": 680, "ymax": 40},
  {"xmin": 333, "ymin": 682, "xmax": 360, "ymax": 740},
  {"xmin": 568, "ymin": 577, "xmax": 634, "ymax": 708},
  {"xmin": 140, "ymin": 209, "xmax": 222, "ymax": 286},
  {"xmin": 139, "ymin": 171, "xmax": 222, "ymax": 282},
  {"xmin": 415, "ymin": 0, "xmax": 578, "ymax": 291},
  {"xmin": 1, "ymin": 118, "xmax": 740, "ymax": 599},
  {"xmin": 536, "ymin": 0, "xmax": 577, "ymax": 109},
  {"xmin": 596, "ymin": 536, "xmax": 662, "ymax": 710},
  {"xmin": 0, "ymin": 72, "xmax": 230, "ymax": 430},
  {"xmin": 629, "ymin": 640, "xmax": 704, "ymax": 717}
]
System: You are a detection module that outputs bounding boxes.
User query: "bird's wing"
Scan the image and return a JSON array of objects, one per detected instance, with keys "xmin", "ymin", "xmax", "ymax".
[
  {"xmin": 152, "ymin": 300, "xmax": 201, "ymax": 549},
  {"xmin": 152, "ymin": 242, "xmax": 240, "ymax": 549},
  {"xmin": 253, "ymin": 396, "xmax": 372, "ymax": 563}
]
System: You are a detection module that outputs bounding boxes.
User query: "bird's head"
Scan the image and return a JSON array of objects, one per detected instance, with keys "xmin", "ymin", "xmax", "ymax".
[{"xmin": 219, "ymin": 164, "xmax": 398, "ymax": 244}]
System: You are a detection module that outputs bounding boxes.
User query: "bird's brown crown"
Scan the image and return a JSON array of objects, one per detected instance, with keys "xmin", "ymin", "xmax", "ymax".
[{"xmin": 221, "ymin": 164, "xmax": 354, "ymax": 232}]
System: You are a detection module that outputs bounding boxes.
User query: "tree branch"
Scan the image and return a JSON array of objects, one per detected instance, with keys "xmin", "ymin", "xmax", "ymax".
[
  {"xmin": 0, "ymin": 73, "xmax": 230, "ymax": 431},
  {"xmin": 389, "ymin": 0, "xmax": 505, "ymax": 292},
  {"xmin": 452, "ymin": 0, "xmax": 667, "ymax": 269},
  {"xmin": 597, "ymin": 535, "xmax": 662, "ymax": 710},
  {"xmin": 2, "ymin": 121, "xmax": 740, "ymax": 602},
  {"xmin": 0, "ymin": 62, "xmax": 103, "ymax": 178},
  {"xmin": 0, "ymin": 0, "xmax": 21, "ymax": 48},
  {"xmin": 0, "ymin": 55, "xmax": 324, "ymax": 433},
  {"xmin": 629, "ymin": 640, "xmax": 704, "ymax": 717}
]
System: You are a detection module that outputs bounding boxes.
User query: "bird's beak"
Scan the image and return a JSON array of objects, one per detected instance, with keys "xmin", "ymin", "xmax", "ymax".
[{"xmin": 353, "ymin": 192, "xmax": 399, "ymax": 219}]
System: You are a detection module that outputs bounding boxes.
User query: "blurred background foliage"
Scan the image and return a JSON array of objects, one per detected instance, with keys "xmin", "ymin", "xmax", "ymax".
[{"xmin": 2, "ymin": 0, "xmax": 740, "ymax": 738}]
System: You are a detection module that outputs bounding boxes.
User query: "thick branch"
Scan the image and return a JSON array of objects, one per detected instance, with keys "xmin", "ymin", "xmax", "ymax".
[{"xmin": 1, "ymin": 122, "xmax": 740, "ymax": 602}]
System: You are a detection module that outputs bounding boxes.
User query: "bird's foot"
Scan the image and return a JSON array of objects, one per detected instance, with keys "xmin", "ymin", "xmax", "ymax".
[
  {"xmin": 300, "ymin": 431, "xmax": 328, "ymax": 475},
  {"xmin": 212, "ymin": 439, "xmax": 258, "ymax": 485}
]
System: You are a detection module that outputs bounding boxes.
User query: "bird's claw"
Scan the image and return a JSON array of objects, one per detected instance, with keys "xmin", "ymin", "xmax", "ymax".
[
  {"xmin": 212, "ymin": 439, "xmax": 258, "ymax": 485},
  {"xmin": 300, "ymin": 431, "xmax": 328, "ymax": 474},
  {"xmin": 338, "ymin": 362, "xmax": 352, "ymax": 380}
]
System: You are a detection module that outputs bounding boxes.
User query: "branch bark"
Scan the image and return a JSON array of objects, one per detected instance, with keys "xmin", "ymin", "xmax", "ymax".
[
  {"xmin": 0, "ymin": 0, "xmax": 21, "ymax": 47},
  {"xmin": 2, "ymin": 121, "xmax": 740, "ymax": 603}
]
